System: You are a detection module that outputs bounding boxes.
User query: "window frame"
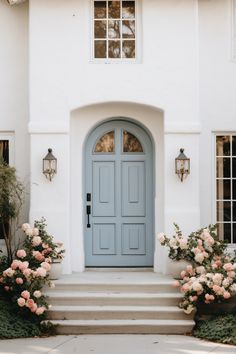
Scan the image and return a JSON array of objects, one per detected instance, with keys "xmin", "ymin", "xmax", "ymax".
[
  {"xmin": 90, "ymin": 0, "xmax": 141, "ymax": 64},
  {"xmin": 214, "ymin": 133, "xmax": 236, "ymax": 246},
  {"xmin": 0, "ymin": 133, "xmax": 14, "ymax": 244}
]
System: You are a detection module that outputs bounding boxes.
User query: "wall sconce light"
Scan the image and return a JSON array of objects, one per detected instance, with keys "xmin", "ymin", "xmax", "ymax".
[
  {"xmin": 43, "ymin": 148, "xmax": 57, "ymax": 181},
  {"xmin": 175, "ymin": 148, "xmax": 190, "ymax": 182}
]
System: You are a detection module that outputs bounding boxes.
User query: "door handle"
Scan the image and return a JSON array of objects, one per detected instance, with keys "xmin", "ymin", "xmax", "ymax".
[{"xmin": 86, "ymin": 205, "xmax": 91, "ymax": 228}]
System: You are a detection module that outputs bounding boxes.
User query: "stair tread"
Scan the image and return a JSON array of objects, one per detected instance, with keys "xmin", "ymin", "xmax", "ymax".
[
  {"xmin": 46, "ymin": 291, "xmax": 181, "ymax": 298},
  {"xmin": 48, "ymin": 319, "xmax": 194, "ymax": 325},
  {"xmin": 49, "ymin": 305, "xmax": 184, "ymax": 312}
]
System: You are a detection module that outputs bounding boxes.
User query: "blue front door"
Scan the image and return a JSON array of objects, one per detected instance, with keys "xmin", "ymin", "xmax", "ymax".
[{"xmin": 85, "ymin": 120, "xmax": 154, "ymax": 267}]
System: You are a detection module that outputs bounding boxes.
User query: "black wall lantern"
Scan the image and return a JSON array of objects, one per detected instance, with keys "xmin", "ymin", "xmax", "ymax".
[
  {"xmin": 175, "ymin": 148, "xmax": 190, "ymax": 182},
  {"xmin": 43, "ymin": 148, "xmax": 57, "ymax": 181}
]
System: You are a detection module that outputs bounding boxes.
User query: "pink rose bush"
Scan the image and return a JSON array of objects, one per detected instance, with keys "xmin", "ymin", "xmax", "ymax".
[
  {"xmin": 158, "ymin": 224, "xmax": 236, "ymax": 314},
  {"xmin": 175, "ymin": 254, "xmax": 236, "ymax": 314},
  {"xmin": 0, "ymin": 218, "xmax": 65, "ymax": 319}
]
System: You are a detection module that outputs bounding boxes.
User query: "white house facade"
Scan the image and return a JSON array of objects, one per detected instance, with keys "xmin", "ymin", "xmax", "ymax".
[{"xmin": 1, "ymin": 0, "xmax": 236, "ymax": 274}]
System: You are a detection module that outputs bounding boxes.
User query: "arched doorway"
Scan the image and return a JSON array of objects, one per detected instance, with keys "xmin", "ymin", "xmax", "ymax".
[{"xmin": 84, "ymin": 119, "xmax": 154, "ymax": 267}]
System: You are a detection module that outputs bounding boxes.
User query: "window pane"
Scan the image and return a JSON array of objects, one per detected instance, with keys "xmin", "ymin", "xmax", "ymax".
[
  {"xmin": 94, "ymin": 20, "xmax": 107, "ymax": 38},
  {"xmin": 233, "ymin": 158, "xmax": 236, "ymax": 178},
  {"xmin": 233, "ymin": 180, "xmax": 236, "ymax": 199},
  {"xmin": 108, "ymin": 20, "xmax": 120, "ymax": 38},
  {"xmin": 108, "ymin": 40, "xmax": 121, "ymax": 58},
  {"xmin": 233, "ymin": 202, "xmax": 236, "ymax": 221},
  {"xmin": 224, "ymin": 223, "xmax": 231, "ymax": 243},
  {"xmin": 94, "ymin": 1, "xmax": 107, "ymax": 18},
  {"xmin": 216, "ymin": 158, "xmax": 230, "ymax": 178},
  {"xmin": 0, "ymin": 140, "xmax": 9, "ymax": 164},
  {"xmin": 217, "ymin": 201, "xmax": 231, "ymax": 222},
  {"xmin": 232, "ymin": 136, "xmax": 236, "ymax": 156},
  {"xmin": 122, "ymin": 1, "xmax": 135, "ymax": 18},
  {"xmin": 94, "ymin": 40, "xmax": 107, "ymax": 58},
  {"xmin": 217, "ymin": 179, "xmax": 231, "ymax": 200},
  {"xmin": 122, "ymin": 40, "xmax": 135, "ymax": 58},
  {"xmin": 108, "ymin": 1, "xmax": 120, "ymax": 18},
  {"xmin": 216, "ymin": 136, "xmax": 230, "ymax": 156},
  {"xmin": 123, "ymin": 131, "xmax": 143, "ymax": 152},
  {"xmin": 217, "ymin": 223, "xmax": 224, "ymax": 241},
  {"xmin": 94, "ymin": 131, "xmax": 115, "ymax": 153},
  {"xmin": 233, "ymin": 223, "xmax": 236, "ymax": 243},
  {"xmin": 122, "ymin": 20, "xmax": 135, "ymax": 38}
]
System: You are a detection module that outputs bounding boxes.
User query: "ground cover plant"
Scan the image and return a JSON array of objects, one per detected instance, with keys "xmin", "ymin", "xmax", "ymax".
[{"xmin": 193, "ymin": 312, "xmax": 236, "ymax": 345}]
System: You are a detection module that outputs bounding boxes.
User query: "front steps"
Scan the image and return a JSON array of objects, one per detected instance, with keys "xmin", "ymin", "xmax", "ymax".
[{"xmin": 46, "ymin": 271, "xmax": 195, "ymax": 334}]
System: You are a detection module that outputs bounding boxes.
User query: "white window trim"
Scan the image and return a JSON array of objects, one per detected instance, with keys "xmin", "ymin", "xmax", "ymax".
[
  {"xmin": 0, "ymin": 132, "xmax": 15, "ymax": 246},
  {"xmin": 213, "ymin": 132, "xmax": 236, "ymax": 248},
  {"xmin": 90, "ymin": 0, "xmax": 142, "ymax": 64}
]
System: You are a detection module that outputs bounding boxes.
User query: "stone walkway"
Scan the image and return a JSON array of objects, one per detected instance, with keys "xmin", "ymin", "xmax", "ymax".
[{"xmin": 0, "ymin": 335, "xmax": 235, "ymax": 354}]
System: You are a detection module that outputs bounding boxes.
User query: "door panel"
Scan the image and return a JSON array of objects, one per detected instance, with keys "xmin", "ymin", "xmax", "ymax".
[
  {"xmin": 121, "ymin": 161, "xmax": 145, "ymax": 217},
  {"xmin": 85, "ymin": 120, "xmax": 153, "ymax": 267},
  {"xmin": 93, "ymin": 223, "xmax": 116, "ymax": 255},
  {"xmin": 93, "ymin": 161, "xmax": 115, "ymax": 216},
  {"xmin": 122, "ymin": 223, "xmax": 146, "ymax": 255}
]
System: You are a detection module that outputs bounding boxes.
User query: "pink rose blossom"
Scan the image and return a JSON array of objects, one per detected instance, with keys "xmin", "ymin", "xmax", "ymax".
[
  {"xmin": 181, "ymin": 283, "xmax": 190, "ymax": 293},
  {"xmin": 3, "ymin": 268, "xmax": 15, "ymax": 277},
  {"xmin": 223, "ymin": 263, "xmax": 234, "ymax": 272},
  {"xmin": 25, "ymin": 227, "xmax": 33, "ymax": 236},
  {"xmin": 189, "ymin": 295, "xmax": 198, "ymax": 302},
  {"xmin": 32, "ymin": 228, "xmax": 39, "ymax": 236},
  {"xmin": 4, "ymin": 286, "xmax": 10, "ymax": 291},
  {"xmin": 0, "ymin": 277, "xmax": 3, "ymax": 283},
  {"xmin": 36, "ymin": 267, "xmax": 47, "ymax": 277},
  {"xmin": 186, "ymin": 265, "xmax": 193, "ymax": 274},
  {"xmin": 41, "ymin": 262, "xmax": 51, "ymax": 271},
  {"xmin": 42, "ymin": 243, "xmax": 49, "ymax": 249},
  {"xmin": 36, "ymin": 307, "xmax": 46, "ymax": 316},
  {"xmin": 26, "ymin": 299, "xmax": 35, "ymax": 308},
  {"xmin": 30, "ymin": 304, "xmax": 38, "ymax": 313},
  {"xmin": 16, "ymin": 277, "xmax": 23, "ymax": 285},
  {"xmin": 173, "ymin": 280, "xmax": 180, "ymax": 288},
  {"xmin": 19, "ymin": 261, "xmax": 29, "ymax": 271},
  {"xmin": 16, "ymin": 249, "xmax": 26, "ymax": 259},
  {"xmin": 17, "ymin": 297, "xmax": 26, "ymax": 307},
  {"xmin": 227, "ymin": 271, "xmax": 235, "ymax": 278},
  {"xmin": 22, "ymin": 223, "xmax": 30, "ymax": 231},
  {"xmin": 32, "ymin": 236, "xmax": 42, "ymax": 247},
  {"xmin": 23, "ymin": 268, "xmax": 32, "ymax": 277},
  {"xmin": 33, "ymin": 290, "xmax": 42, "ymax": 298},
  {"xmin": 180, "ymin": 270, "xmax": 186, "ymax": 278},
  {"xmin": 21, "ymin": 290, "xmax": 30, "ymax": 299},
  {"xmin": 11, "ymin": 260, "xmax": 21, "ymax": 270},
  {"xmin": 223, "ymin": 291, "xmax": 231, "ymax": 299}
]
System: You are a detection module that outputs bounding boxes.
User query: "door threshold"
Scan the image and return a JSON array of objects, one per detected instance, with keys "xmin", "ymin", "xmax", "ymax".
[{"xmin": 85, "ymin": 267, "xmax": 153, "ymax": 272}]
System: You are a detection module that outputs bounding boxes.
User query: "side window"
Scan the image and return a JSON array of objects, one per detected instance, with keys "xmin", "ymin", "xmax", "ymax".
[
  {"xmin": 93, "ymin": 1, "xmax": 136, "ymax": 60},
  {"xmin": 0, "ymin": 140, "xmax": 10, "ymax": 240},
  {"xmin": 216, "ymin": 135, "xmax": 236, "ymax": 244}
]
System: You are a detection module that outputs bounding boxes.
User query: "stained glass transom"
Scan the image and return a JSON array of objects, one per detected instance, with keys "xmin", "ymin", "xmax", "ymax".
[
  {"xmin": 123, "ymin": 130, "xmax": 143, "ymax": 152},
  {"xmin": 94, "ymin": 131, "xmax": 115, "ymax": 153}
]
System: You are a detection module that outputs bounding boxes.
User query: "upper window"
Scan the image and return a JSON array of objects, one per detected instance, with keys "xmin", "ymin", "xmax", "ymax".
[
  {"xmin": 93, "ymin": 1, "xmax": 136, "ymax": 60},
  {"xmin": 123, "ymin": 130, "xmax": 143, "ymax": 152},
  {"xmin": 216, "ymin": 135, "xmax": 236, "ymax": 244},
  {"xmin": 94, "ymin": 131, "xmax": 115, "ymax": 152}
]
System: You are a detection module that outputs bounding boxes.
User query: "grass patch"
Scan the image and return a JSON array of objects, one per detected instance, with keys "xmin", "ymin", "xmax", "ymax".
[
  {"xmin": 193, "ymin": 313, "xmax": 236, "ymax": 345},
  {"xmin": 0, "ymin": 298, "xmax": 56, "ymax": 339}
]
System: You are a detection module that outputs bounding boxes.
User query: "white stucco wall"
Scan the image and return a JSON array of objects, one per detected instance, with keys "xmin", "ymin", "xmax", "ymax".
[
  {"xmin": 28, "ymin": 0, "xmax": 201, "ymax": 273},
  {"xmin": 199, "ymin": 0, "xmax": 236, "ymax": 228},
  {"xmin": 0, "ymin": 1, "xmax": 29, "ymax": 250}
]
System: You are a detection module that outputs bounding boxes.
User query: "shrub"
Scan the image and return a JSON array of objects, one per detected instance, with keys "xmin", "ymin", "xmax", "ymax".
[
  {"xmin": 194, "ymin": 313, "xmax": 236, "ymax": 345},
  {"xmin": 0, "ymin": 218, "xmax": 65, "ymax": 318}
]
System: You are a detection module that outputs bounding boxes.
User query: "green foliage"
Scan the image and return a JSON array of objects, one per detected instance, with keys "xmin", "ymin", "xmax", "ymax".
[
  {"xmin": 194, "ymin": 313, "xmax": 236, "ymax": 345},
  {"xmin": 0, "ymin": 159, "xmax": 24, "ymax": 263},
  {"xmin": 0, "ymin": 298, "xmax": 55, "ymax": 339}
]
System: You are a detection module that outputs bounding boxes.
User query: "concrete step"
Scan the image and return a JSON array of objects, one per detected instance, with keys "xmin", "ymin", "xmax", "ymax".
[
  {"xmin": 47, "ymin": 281, "xmax": 177, "ymax": 293},
  {"xmin": 48, "ymin": 319, "xmax": 195, "ymax": 335},
  {"xmin": 46, "ymin": 291, "xmax": 182, "ymax": 306},
  {"xmin": 47, "ymin": 305, "xmax": 190, "ymax": 321}
]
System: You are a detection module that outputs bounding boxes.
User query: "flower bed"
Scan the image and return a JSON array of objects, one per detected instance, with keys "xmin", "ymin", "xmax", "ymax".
[
  {"xmin": 0, "ymin": 218, "xmax": 65, "ymax": 319},
  {"xmin": 158, "ymin": 224, "xmax": 236, "ymax": 314}
]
